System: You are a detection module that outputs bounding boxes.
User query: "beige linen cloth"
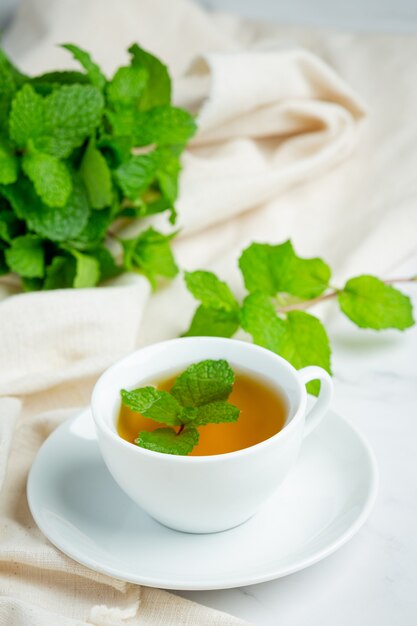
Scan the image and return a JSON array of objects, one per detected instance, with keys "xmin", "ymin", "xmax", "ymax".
[{"xmin": 1, "ymin": 0, "xmax": 417, "ymax": 624}]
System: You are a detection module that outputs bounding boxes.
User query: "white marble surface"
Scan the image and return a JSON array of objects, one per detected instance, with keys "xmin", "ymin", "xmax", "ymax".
[{"xmin": 176, "ymin": 257, "xmax": 417, "ymax": 625}]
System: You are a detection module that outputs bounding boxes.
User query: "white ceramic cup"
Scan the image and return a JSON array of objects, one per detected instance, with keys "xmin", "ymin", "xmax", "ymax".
[{"xmin": 92, "ymin": 337, "xmax": 333, "ymax": 534}]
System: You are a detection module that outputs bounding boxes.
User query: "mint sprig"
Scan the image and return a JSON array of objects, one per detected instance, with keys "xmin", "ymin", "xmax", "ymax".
[
  {"xmin": 0, "ymin": 43, "xmax": 197, "ymax": 291},
  {"xmin": 183, "ymin": 241, "xmax": 415, "ymax": 395},
  {"xmin": 120, "ymin": 359, "xmax": 240, "ymax": 455}
]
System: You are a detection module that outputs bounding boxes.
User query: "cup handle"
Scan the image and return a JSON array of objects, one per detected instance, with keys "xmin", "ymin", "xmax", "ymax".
[{"xmin": 298, "ymin": 366, "xmax": 333, "ymax": 438}]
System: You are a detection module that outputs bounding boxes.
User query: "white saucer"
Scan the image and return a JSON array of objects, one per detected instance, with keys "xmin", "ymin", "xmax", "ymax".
[{"xmin": 27, "ymin": 408, "xmax": 377, "ymax": 591}]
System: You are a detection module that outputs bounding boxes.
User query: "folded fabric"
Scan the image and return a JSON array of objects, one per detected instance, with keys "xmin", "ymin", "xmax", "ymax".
[
  {"xmin": 0, "ymin": 276, "xmax": 150, "ymax": 396},
  {"xmin": 174, "ymin": 48, "xmax": 365, "ymax": 233}
]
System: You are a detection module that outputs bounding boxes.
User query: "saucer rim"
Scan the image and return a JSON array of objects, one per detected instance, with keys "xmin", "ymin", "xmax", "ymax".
[{"xmin": 27, "ymin": 408, "xmax": 379, "ymax": 591}]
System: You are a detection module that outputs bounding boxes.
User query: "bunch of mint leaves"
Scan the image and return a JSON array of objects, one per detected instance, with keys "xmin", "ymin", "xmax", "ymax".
[
  {"xmin": 0, "ymin": 44, "xmax": 197, "ymax": 290},
  {"xmin": 121, "ymin": 359, "xmax": 240, "ymax": 455},
  {"xmin": 182, "ymin": 240, "xmax": 415, "ymax": 395}
]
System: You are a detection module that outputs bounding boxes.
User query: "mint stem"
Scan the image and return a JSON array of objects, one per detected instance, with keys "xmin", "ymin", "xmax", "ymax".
[
  {"xmin": 277, "ymin": 276, "xmax": 416, "ymax": 313},
  {"xmin": 384, "ymin": 276, "xmax": 417, "ymax": 284},
  {"xmin": 278, "ymin": 290, "xmax": 338, "ymax": 313},
  {"xmin": 177, "ymin": 424, "xmax": 185, "ymax": 436}
]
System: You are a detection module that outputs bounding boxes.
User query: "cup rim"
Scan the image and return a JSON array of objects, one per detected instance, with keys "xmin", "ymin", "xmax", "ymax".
[{"xmin": 91, "ymin": 337, "xmax": 308, "ymax": 463}]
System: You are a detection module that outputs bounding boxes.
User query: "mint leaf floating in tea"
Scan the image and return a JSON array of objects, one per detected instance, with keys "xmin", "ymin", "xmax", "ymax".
[
  {"xmin": 171, "ymin": 359, "xmax": 234, "ymax": 407},
  {"xmin": 194, "ymin": 401, "xmax": 240, "ymax": 426},
  {"xmin": 120, "ymin": 359, "xmax": 240, "ymax": 455},
  {"xmin": 121, "ymin": 387, "xmax": 182, "ymax": 425},
  {"xmin": 136, "ymin": 426, "xmax": 200, "ymax": 456}
]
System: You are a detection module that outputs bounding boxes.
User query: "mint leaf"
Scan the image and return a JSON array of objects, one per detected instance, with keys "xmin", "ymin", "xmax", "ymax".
[
  {"xmin": 61, "ymin": 44, "xmax": 106, "ymax": 90},
  {"xmin": 0, "ymin": 208, "xmax": 22, "ymax": 243},
  {"xmin": 32, "ymin": 70, "xmax": 89, "ymax": 91},
  {"xmin": 171, "ymin": 359, "xmax": 235, "ymax": 407},
  {"xmin": 21, "ymin": 276, "xmax": 43, "ymax": 291},
  {"xmin": 136, "ymin": 426, "xmax": 199, "ymax": 456},
  {"xmin": 43, "ymin": 255, "xmax": 76, "ymax": 290},
  {"xmin": 37, "ymin": 84, "xmax": 104, "ymax": 158},
  {"xmin": 128, "ymin": 194, "xmax": 171, "ymax": 219},
  {"xmin": 155, "ymin": 147, "xmax": 181, "ymax": 223},
  {"xmin": 44, "ymin": 247, "xmax": 112, "ymax": 289},
  {"xmin": 98, "ymin": 135, "xmax": 132, "ymax": 166},
  {"xmin": 121, "ymin": 387, "xmax": 182, "ymax": 425},
  {"xmin": 0, "ymin": 223, "xmax": 9, "ymax": 244},
  {"xmin": 107, "ymin": 65, "xmax": 148, "ymax": 107},
  {"xmin": 129, "ymin": 44, "xmax": 171, "ymax": 109},
  {"xmin": 22, "ymin": 152, "xmax": 72, "ymax": 207},
  {"xmin": 177, "ymin": 406, "xmax": 199, "ymax": 424},
  {"xmin": 195, "ymin": 401, "xmax": 240, "ymax": 426},
  {"xmin": 183, "ymin": 269, "xmax": 240, "ymax": 339},
  {"xmin": 0, "ymin": 50, "xmax": 21, "ymax": 132},
  {"xmin": 239, "ymin": 243, "xmax": 280, "ymax": 296},
  {"xmin": 115, "ymin": 152, "xmax": 158, "ymax": 200},
  {"xmin": 183, "ymin": 304, "xmax": 240, "ymax": 338},
  {"xmin": 287, "ymin": 255, "xmax": 331, "ymax": 299},
  {"xmin": 240, "ymin": 292, "xmax": 286, "ymax": 352},
  {"xmin": 0, "ymin": 240, "xmax": 8, "ymax": 275},
  {"xmin": 74, "ymin": 206, "xmax": 114, "ymax": 245},
  {"xmin": 185, "ymin": 270, "xmax": 239, "ymax": 312},
  {"xmin": 279, "ymin": 311, "xmax": 331, "ymax": 396},
  {"xmin": 122, "ymin": 227, "xmax": 178, "ymax": 287},
  {"xmin": 239, "ymin": 241, "xmax": 330, "ymax": 299},
  {"xmin": 69, "ymin": 249, "xmax": 100, "ymax": 288},
  {"xmin": 5, "ymin": 174, "xmax": 89, "ymax": 241},
  {"xmin": 0, "ymin": 138, "xmax": 18, "ymax": 184},
  {"xmin": 9, "ymin": 84, "xmax": 44, "ymax": 148},
  {"xmin": 105, "ymin": 107, "xmax": 136, "ymax": 138},
  {"xmin": 134, "ymin": 106, "xmax": 197, "ymax": 146},
  {"xmin": 5, "ymin": 234, "xmax": 45, "ymax": 278},
  {"xmin": 240, "ymin": 295, "xmax": 330, "ymax": 395},
  {"xmin": 338, "ymin": 275, "xmax": 414, "ymax": 330},
  {"xmin": 80, "ymin": 140, "xmax": 112, "ymax": 209},
  {"xmin": 89, "ymin": 245, "xmax": 121, "ymax": 281},
  {"xmin": 156, "ymin": 148, "xmax": 180, "ymax": 204}
]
